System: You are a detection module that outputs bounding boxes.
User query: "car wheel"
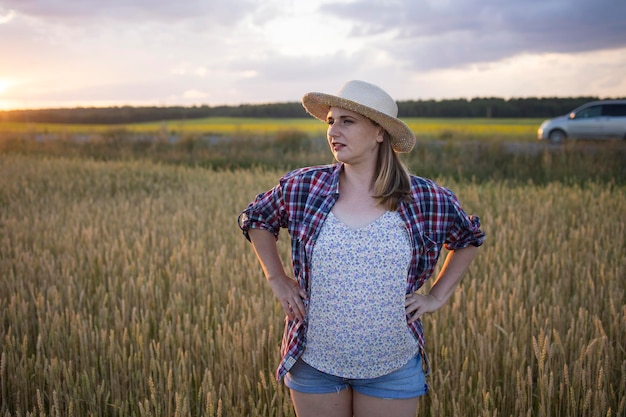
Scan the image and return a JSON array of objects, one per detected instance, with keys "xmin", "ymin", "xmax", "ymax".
[{"xmin": 548, "ymin": 129, "xmax": 566, "ymax": 144}]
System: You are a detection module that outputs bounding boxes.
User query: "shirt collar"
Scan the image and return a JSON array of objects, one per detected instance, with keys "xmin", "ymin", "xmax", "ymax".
[{"xmin": 323, "ymin": 163, "xmax": 343, "ymax": 197}]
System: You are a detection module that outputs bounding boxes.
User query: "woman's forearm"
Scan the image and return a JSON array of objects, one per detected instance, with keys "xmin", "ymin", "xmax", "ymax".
[
  {"xmin": 428, "ymin": 245, "xmax": 479, "ymax": 304},
  {"xmin": 248, "ymin": 228, "xmax": 287, "ymax": 280},
  {"xmin": 406, "ymin": 244, "xmax": 479, "ymax": 322},
  {"xmin": 248, "ymin": 228, "xmax": 307, "ymax": 321}
]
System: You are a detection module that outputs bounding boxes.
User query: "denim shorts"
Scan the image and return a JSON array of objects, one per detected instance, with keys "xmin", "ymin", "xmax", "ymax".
[{"xmin": 284, "ymin": 354, "xmax": 428, "ymax": 399}]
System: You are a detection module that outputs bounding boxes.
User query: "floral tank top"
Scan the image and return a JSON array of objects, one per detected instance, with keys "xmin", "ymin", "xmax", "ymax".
[{"xmin": 302, "ymin": 210, "xmax": 419, "ymax": 378}]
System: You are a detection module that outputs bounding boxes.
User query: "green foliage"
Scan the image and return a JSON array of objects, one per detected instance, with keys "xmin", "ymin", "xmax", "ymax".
[
  {"xmin": 403, "ymin": 140, "xmax": 626, "ymax": 185},
  {"xmin": 2, "ymin": 96, "xmax": 622, "ymax": 124},
  {"xmin": 1, "ymin": 126, "xmax": 624, "ymax": 184},
  {"xmin": 398, "ymin": 96, "xmax": 605, "ymax": 118}
]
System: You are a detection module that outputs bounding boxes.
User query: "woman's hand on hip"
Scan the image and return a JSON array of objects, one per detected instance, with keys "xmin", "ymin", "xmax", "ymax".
[
  {"xmin": 268, "ymin": 274, "xmax": 308, "ymax": 322},
  {"xmin": 405, "ymin": 293, "xmax": 444, "ymax": 323}
]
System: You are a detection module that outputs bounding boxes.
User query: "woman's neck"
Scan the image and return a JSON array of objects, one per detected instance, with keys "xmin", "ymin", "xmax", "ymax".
[
  {"xmin": 334, "ymin": 164, "xmax": 385, "ymax": 228},
  {"xmin": 340, "ymin": 162, "xmax": 376, "ymax": 194}
]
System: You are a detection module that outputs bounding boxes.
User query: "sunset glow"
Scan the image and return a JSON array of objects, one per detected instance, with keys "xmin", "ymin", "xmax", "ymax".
[{"xmin": 0, "ymin": 0, "xmax": 624, "ymax": 110}]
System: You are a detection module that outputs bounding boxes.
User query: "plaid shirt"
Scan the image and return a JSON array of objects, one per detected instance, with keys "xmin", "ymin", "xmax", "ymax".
[{"xmin": 238, "ymin": 163, "xmax": 485, "ymax": 381}]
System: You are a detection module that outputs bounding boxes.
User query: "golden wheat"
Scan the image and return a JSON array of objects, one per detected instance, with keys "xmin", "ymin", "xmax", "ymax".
[{"xmin": 0, "ymin": 155, "xmax": 623, "ymax": 416}]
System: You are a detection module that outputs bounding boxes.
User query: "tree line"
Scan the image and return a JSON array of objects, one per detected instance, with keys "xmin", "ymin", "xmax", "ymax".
[{"xmin": 1, "ymin": 96, "xmax": 619, "ymax": 124}]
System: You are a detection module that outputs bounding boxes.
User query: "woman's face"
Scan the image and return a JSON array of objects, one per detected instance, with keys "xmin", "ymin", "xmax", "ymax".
[{"xmin": 326, "ymin": 107, "xmax": 384, "ymax": 166}]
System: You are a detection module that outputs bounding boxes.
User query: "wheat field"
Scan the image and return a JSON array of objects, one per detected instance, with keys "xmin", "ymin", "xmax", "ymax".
[{"xmin": 0, "ymin": 154, "xmax": 624, "ymax": 416}]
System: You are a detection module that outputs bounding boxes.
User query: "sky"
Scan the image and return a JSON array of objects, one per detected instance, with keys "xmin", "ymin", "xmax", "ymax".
[{"xmin": 1, "ymin": 0, "xmax": 626, "ymax": 110}]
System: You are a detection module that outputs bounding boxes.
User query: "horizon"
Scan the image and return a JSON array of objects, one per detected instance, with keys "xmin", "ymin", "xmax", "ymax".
[{"xmin": 3, "ymin": 94, "xmax": 625, "ymax": 114}]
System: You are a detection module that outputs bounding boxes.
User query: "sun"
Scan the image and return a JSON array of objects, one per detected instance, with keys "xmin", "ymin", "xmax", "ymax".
[{"xmin": 0, "ymin": 80, "xmax": 15, "ymax": 109}]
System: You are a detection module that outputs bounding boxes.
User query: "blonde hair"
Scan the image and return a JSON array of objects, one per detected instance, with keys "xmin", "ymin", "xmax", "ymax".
[{"xmin": 373, "ymin": 131, "xmax": 412, "ymax": 210}]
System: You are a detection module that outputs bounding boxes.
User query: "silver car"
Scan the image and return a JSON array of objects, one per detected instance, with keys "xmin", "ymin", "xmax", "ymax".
[{"xmin": 538, "ymin": 100, "xmax": 626, "ymax": 144}]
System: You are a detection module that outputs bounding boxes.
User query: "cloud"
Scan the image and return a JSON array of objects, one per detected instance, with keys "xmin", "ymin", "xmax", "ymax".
[
  {"xmin": 0, "ymin": 0, "xmax": 257, "ymax": 24},
  {"xmin": 0, "ymin": 7, "xmax": 15, "ymax": 24},
  {"xmin": 1, "ymin": 0, "xmax": 624, "ymax": 109},
  {"xmin": 318, "ymin": 0, "xmax": 626, "ymax": 70}
]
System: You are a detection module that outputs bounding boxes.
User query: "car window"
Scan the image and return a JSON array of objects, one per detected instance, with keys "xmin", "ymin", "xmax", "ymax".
[
  {"xmin": 574, "ymin": 105, "xmax": 602, "ymax": 119},
  {"xmin": 602, "ymin": 104, "xmax": 626, "ymax": 117}
]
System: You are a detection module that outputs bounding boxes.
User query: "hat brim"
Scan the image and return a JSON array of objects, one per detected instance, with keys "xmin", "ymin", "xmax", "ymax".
[{"xmin": 302, "ymin": 92, "xmax": 416, "ymax": 153}]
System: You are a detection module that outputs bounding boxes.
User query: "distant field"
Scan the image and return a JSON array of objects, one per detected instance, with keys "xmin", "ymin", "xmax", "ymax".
[
  {"xmin": 1, "ymin": 115, "xmax": 624, "ymax": 185},
  {"xmin": 0, "ymin": 117, "xmax": 544, "ymax": 142}
]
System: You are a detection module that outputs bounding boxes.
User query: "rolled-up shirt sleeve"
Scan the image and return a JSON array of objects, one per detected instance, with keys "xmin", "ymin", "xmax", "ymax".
[
  {"xmin": 238, "ymin": 183, "xmax": 288, "ymax": 242},
  {"xmin": 443, "ymin": 189, "xmax": 486, "ymax": 250}
]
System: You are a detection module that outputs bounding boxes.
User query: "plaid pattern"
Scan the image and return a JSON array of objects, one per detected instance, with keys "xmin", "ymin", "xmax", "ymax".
[{"xmin": 238, "ymin": 163, "xmax": 485, "ymax": 380}]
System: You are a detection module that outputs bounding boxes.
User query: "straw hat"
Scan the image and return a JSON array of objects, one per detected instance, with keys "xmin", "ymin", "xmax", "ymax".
[{"xmin": 302, "ymin": 80, "xmax": 416, "ymax": 153}]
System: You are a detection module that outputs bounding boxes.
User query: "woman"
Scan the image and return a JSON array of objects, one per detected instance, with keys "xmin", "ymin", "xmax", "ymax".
[{"xmin": 238, "ymin": 80, "xmax": 485, "ymax": 417}]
